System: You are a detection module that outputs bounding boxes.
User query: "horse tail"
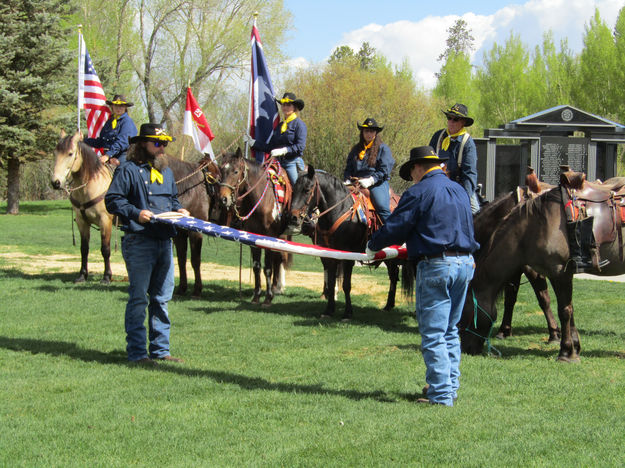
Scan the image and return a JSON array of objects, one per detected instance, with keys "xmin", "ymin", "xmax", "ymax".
[
  {"xmin": 283, "ymin": 252, "xmax": 293, "ymax": 270},
  {"xmin": 400, "ymin": 259, "xmax": 416, "ymax": 300}
]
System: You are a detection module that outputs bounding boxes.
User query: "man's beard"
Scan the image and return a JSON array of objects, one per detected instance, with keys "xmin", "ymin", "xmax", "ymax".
[
  {"xmin": 152, "ymin": 153, "xmax": 168, "ymax": 171},
  {"xmin": 128, "ymin": 143, "xmax": 168, "ymax": 171}
]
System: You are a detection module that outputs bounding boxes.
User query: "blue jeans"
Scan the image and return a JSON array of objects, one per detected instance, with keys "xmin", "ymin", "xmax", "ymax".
[
  {"xmin": 121, "ymin": 233, "xmax": 175, "ymax": 361},
  {"xmin": 369, "ymin": 181, "xmax": 391, "ymax": 222},
  {"xmin": 281, "ymin": 157, "xmax": 305, "ymax": 185},
  {"xmin": 415, "ymin": 254, "xmax": 475, "ymax": 406}
]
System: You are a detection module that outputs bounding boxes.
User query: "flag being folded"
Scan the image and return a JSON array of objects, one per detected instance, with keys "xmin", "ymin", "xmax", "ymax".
[
  {"xmin": 153, "ymin": 213, "xmax": 407, "ymax": 262},
  {"xmin": 183, "ymin": 87, "xmax": 215, "ymax": 159}
]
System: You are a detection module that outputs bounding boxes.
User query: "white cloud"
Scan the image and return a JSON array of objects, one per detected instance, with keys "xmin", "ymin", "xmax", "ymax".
[{"xmin": 331, "ymin": 0, "xmax": 624, "ymax": 89}]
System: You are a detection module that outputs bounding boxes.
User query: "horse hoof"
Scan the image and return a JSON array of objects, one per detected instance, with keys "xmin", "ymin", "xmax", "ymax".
[
  {"xmin": 74, "ymin": 277, "xmax": 86, "ymax": 284},
  {"xmin": 495, "ymin": 332, "xmax": 506, "ymax": 340},
  {"xmin": 340, "ymin": 317, "xmax": 351, "ymax": 323},
  {"xmin": 320, "ymin": 314, "xmax": 332, "ymax": 319},
  {"xmin": 100, "ymin": 278, "xmax": 111, "ymax": 285},
  {"xmin": 557, "ymin": 355, "xmax": 581, "ymax": 363}
]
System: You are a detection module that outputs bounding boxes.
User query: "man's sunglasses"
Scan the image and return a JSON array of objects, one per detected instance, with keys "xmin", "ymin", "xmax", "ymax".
[
  {"xmin": 447, "ymin": 116, "xmax": 463, "ymax": 122},
  {"xmin": 153, "ymin": 141, "xmax": 168, "ymax": 147}
]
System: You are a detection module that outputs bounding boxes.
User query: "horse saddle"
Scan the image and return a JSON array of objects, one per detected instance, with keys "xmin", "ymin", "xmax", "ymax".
[
  {"xmin": 560, "ymin": 170, "xmax": 625, "ymax": 262},
  {"xmin": 348, "ymin": 185, "xmax": 400, "ymax": 232},
  {"xmin": 267, "ymin": 161, "xmax": 292, "ymax": 212}
]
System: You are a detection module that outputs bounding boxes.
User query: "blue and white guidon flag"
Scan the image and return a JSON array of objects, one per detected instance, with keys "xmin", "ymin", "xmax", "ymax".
[{"xmin": 154, "ymin": 213, "xmax": 407, "ymax": 262}]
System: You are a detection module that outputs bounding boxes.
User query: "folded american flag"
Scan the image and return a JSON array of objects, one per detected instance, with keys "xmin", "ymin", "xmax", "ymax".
[{"xmin": 154, "ymin": 213, "xmax": 407, "ymax": 261}]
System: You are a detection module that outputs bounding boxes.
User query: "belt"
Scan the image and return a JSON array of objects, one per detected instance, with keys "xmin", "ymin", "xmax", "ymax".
[{"xmin": 417, "ymin": 250, "xmax": 470, "ymax": 262}]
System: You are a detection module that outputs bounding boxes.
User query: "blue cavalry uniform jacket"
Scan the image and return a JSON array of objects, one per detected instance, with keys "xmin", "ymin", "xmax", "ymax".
[
  {"xmin": 429, "ymin": 129, "xmax": 478, "ymax": 199},
  {"xmin": 84, "ymin": 112, "xmax": 138, "ymax": 164},
  {"xmin": 343, "ymin": 143, "xmax": 394, "ymax": 185},
  {"xmin": 368, "ymin": 169, "xmax": 479, "ymax": 258},
  {"xmin": 254, "ymin": 116, "xmax": 307, "ymax": 161},
  {"xmin": 105, "ymin": 160, "xmax": 183, "ymax": 240}
]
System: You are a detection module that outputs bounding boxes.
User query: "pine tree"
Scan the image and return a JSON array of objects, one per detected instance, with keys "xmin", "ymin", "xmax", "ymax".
[{"xmin": 0, "ymin": 0, "xmax": 76, "ymax": 214}]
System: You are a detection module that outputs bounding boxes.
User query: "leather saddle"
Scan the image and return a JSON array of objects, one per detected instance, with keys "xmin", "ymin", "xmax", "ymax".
[
  {"xmin": 559, "ymin": 170, "xmax": 625, "ymax": 262},
  {"xmin": 349, "ymin": 185, "xmax": 400, "ymax": 233}
]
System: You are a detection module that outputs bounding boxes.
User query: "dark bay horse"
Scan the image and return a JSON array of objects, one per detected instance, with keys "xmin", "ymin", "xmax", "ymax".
[
  {"xmin": 51, "ymin": 131, "xmax": 113, "ymax": 284},
  {"xmin": 460, "ymin": 186, "xmax": 625, "ymax": 361},
  {"xmin": 474, "ymin": 190, "xmax": 559, "ymax": 343},
  {"xmin": 217, "ymin": 149, "xmax": 291, "ymax": 306},
  {"xmin": 166, "ymin": 154, "xmax": 220, "ymax": 297},
  {"xmin": 286, "ymin": 165, "xmax": 411, "ymax": 320}
]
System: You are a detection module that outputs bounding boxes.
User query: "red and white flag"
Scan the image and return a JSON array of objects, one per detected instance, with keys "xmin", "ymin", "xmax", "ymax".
[
  {"xmin": 183, "ymin": 87, "xmax": 215, "ymax": 159},
  {"xmin": 78, "ymin": 33, "xmax": 110, "ymax": 140}
]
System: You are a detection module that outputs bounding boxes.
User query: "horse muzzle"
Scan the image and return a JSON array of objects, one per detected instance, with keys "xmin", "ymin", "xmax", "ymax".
[{"xmin": 51, "ymin": 179, "xmax": 62, "ymax": 190}]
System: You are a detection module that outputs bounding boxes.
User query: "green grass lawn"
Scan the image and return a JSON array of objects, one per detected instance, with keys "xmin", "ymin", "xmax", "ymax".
[{"xmin": 1, "ymin": 201, "xmax": 625, "ymax": 467}]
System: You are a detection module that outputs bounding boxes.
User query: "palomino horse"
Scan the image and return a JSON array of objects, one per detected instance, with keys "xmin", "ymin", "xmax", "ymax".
[
  {"xmin": 217, "ymin": 148, "xmax": 291, "ymax": 306},
  {"xmin": 166, "ymin": 154, "xmax": 220, "ymax": 297},
  {"xmin": 286, "ymin": 165, "xmax": 412, "ymax": 320},
  {"xmin": 474, "ymin": 190, "xmax": 559, "ymax": 343},
  {"xmin": 51, "ymin": 131, "xmax": 113, "ymax": 284},
  {"xmin": 460, "ymin": 183, "xmax": 625, "ymax": 361}
]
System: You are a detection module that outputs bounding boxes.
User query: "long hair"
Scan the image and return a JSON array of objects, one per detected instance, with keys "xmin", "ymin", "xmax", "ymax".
[
  {"xmin": 349, "ymin": 131, "xmax": 382, "ymax": 168},
  {"xmin": 126, "ymin": 141, "xmax": 168, "ymax": 170}
]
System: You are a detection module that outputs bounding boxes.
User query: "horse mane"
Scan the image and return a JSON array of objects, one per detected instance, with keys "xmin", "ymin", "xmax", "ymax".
[
  {"xmin": 165, "ymin": 155, "xmax": 202, "ymax": 195},
  {"xmin": 472, "ymin": 191, "xmax": 515, "ymax": 243}
]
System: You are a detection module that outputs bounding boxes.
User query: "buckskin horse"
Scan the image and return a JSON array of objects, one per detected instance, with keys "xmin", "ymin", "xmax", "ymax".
[
  {"xmin": 286, "ymin": 165, "xmax": 412, "ymax": 320},
  {"xmin": 217, "ymin": 148, "xmax": 292, "ymax": 306},
  {"xmin": 460, "ymin": 175, "xmax": 625, "ymax": 361},
  {"xmin": 51, "ymin": 130, "xmax": 114, "ymax": 284}
]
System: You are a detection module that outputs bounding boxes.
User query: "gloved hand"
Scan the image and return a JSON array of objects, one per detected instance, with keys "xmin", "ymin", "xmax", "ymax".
[
  {"xmin": 242, "ymin": 133, "xmax": 256, "ymax": 147},
  {"xmin": 358, "ymin": 176, "xmax": 375, "ymax": 188},
  {"xmin": 343, "ymin": 179, "xmax": 352, "ymax": 185},
  {"xmin": 270, "ymin": 147, "xmax": 288, "ymax": 157},
  {"xmin": 365, "ymin": 243, "xmax": 378, "ymax": 259}
]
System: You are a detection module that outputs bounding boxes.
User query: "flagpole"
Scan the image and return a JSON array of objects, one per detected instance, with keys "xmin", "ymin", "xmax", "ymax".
[
  {"xmin": 77, "ymin": 25, "xmax": 83, "ymax": 132},
  {"xmin": 245, "ymin": 13, "xmax": 258, "ymax": 160}
]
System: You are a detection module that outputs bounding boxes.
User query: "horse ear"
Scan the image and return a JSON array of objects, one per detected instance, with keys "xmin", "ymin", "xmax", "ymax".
[
  {"xmin": 60, "ymin": 129, "xmax": 66, "ymax": 138},
  {"xmin": 235, "ymin": 147, "xmax": 242, "ymax": 158},
  {"xmin": 71, "ymin": 131, "xmax": 82, "ymax": 145},
  {"xmin": 307, "ymin": 164, "xmax": 315, "ymax": 178}
]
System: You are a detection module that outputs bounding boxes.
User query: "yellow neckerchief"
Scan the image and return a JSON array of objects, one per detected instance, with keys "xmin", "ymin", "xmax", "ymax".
[
  {"xmin": 441, "ymin": 128, "xmax": 467, "ymax": 151},
  {"xmin": 280, "ymin": 113, "xmax": 297, "ymax": 133},
  {"xmin": 358, "ymin": 140, "xmax": 373, "ymax": 160},
  {"xmin": 111, "ymin": 117, "xmax": 118, "ymax": 129},
  {"xmin": 149, "ymin": 162, "xmax": 163, "ymax": 184}
]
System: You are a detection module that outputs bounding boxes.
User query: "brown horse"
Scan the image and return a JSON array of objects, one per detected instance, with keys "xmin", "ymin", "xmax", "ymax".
[
  {"xmin": 217, "ymin": 149, "xmax": 291, "ymax": 306},
  {"xmin": 51, "ymin": 131, "xmax": 113, "ymax": 284},
  {"xmin": 166, "ymin": 154, "xmax": 220, "ymax": 297},
  {"xmin": 474, "ymin": 190, "xmax": 559, "ymax": 343},
  {"xmin": 285, "ymin": 165, "xmax": 412, "ymax": 320},
  {"xmin": 460, "ymin": 185, "xmax": 625, "ymax": 361}
]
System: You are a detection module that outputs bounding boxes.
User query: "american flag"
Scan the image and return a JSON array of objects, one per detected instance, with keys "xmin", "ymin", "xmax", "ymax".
[
  {"xmin": 153, "ymin": 213, "xmax": 407, "ymax": 262},
  {"xmin": 248, "ymin": 20, "xmax": 280, "ymax": 163},
  {"xmin": 78, "ymin": 35, "xmax": 110, "ymax": 139}
]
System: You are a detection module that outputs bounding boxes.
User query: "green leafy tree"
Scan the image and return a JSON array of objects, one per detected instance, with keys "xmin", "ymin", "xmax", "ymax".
[
  {"xmin": 0, "ymin": 0, "xmax": 77, "ymax": 214},
  {"xmin": 612, "ymin": 6, "xmax": 625, "ymax": 122},
  {"xmin": 475, "ymin": 32, "xmax": 532, "ymax": 128},
  {"xmin": 574, "ymin": 8, "xmax": 619, "ymax": 118},
  {"xmin": 438, "ymin": 18, "xmax": 475, "ymax": 63}
]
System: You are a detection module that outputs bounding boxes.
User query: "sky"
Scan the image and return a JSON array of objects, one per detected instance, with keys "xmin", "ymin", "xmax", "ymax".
[{"xmin": 279, "ymin": 0, "xmax": 625, "ymax": 89}]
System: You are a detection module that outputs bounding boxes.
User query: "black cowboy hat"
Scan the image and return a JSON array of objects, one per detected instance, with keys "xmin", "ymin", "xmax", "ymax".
[
  {"xmin": 442, "ymin": 103, "xmax": 473, "ymax": 127},
  {"xmin": 399, "ymin": 146, "xmax": 448, "ymax": 181},
  {"xmin": 357, "ymin": 117, "xmax": 384, "ymax": 132},
  {"xmin": 106, "ymin": 94, "xmax": 134, "ymax": 107},
  {"xmin": 129, "ymin": 123, "xmax": 175, "ymax": 144},
  {"xmin": 275, "ymin": 92, "xmax": 305, "ymax": 110}
]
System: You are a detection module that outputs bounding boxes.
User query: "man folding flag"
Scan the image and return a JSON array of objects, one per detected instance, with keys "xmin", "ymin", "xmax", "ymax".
[
  {"xmin": 248, "ymin": 18, "xmax": 279, "ymax": 163},
  {"xmin": 78, "ymin": 32, "xmax": 110, "ymax": 141},
  {"xmin": 183, "ymin": 87, "xmax": 215, "ymax": 160}
]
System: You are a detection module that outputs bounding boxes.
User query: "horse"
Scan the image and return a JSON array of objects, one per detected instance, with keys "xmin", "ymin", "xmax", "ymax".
[
  {"xmin": 286, "ymin": 165, "xmax": 412, "ymax": 320},
  {"xmin": 165, "ymin": 154, "xmax": 220, "ymax": 297},
  {"xmin": 217, "ymin": 148, "xmax": 291, "ymax": 306},
  {"xmin": 460, "ymin": 184, "xmax": 625, "ymax": 361},
  {"xmin": 473, "ymin": 190, "xmax": 559, "ymax": 343},
  {"xmin": 51, "ymin": 130, "xmax": 114, "ymax": 284}
]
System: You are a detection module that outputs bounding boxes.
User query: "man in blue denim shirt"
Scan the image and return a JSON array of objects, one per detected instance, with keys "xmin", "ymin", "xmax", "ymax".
[
  {"xmin": 367, "ymin": 146, "xmax": 479, "ymax": 406},
  {"xmin": 84, "ymin": 94, "xmax": 138, "ymax": 166},
  {"xmin": 105, "ymin": 123, "xmax": 189, "ymax": 366}
]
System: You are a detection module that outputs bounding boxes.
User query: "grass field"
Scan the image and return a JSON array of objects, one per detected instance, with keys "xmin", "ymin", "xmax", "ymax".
[{"xmin": 1, "ymin": 201, "xmax": 625, "ymax": 467}]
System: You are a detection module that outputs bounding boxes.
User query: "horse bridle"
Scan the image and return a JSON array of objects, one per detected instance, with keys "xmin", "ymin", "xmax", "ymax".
[{"xmin": 291, "ymin": 175, "xmax": 322, "ymax": 222}]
